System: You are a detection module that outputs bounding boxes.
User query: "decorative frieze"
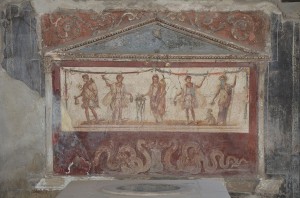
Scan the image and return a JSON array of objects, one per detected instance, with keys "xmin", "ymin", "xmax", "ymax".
[{"xmin": 42, "ymin": 10, "xmax": 268, "ymax": 51}]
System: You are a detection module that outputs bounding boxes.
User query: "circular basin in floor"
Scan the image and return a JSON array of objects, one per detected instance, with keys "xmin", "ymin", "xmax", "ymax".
[{"xmin": 102, "ymin": 183, "xmax": 186, "ymax": 196}]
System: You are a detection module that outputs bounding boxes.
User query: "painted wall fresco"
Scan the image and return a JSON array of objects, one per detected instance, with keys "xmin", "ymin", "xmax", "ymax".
[
  {"xmin": 52, "ymin": 61, "xmax": 258, "ymax": 176},
  {"xmin": 60, "ymin": 66, "xmax": 249, "ymax": 133},
  {"xmin": 45, "ymin": 9, "xmax": 262, "ymax": 177},
  {"xmin": 53, "ymin": 133, "xmax": 251, "ymax": 176},
  {"xmin": 41, "ymin": 10, "xmax": 268, "ymax": 51}
]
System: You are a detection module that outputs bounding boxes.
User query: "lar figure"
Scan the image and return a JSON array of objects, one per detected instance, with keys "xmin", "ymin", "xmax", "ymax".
[
  {"xmin": 174, "ymin": 75, "xmax": 206, "ymax": 124},
  {"xmin": 210, "ymin": 74, "xmax": 237, "ymax": 125},
  {"xmin": 101, "ymin": 74, "xmax": 133, "ymax": 124},
  {"xmin": 74, "ymin": 74, "xmax": 99, "ymax": 124}
]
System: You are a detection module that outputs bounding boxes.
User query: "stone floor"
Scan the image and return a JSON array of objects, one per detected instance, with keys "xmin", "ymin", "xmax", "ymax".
[
  {"xmin": 0, "ymin": 189, "xmax": 285, "ymax": 198},
  {"xmin": 0, "ymin": 176, "xmax": 285, "ymax": 198},
  {"xmin": 0, "ymin": 190, "xmax": 59, "ymax": 198}
]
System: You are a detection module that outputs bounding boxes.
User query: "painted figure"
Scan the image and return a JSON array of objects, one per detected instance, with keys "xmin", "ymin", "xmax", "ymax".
[
  {"xmin": 143, "ymin": 74, "xmax": 166, "ymax": 123},
  {"xmin": 210, "ymin": 74, "xmax": 237, "ymax": 125},
  {"xmin": 74, "ymin": 74, "xmax": 99, "ymax": 123},
  {"xmin": 174, "ymin": 75, "xmax": 206, "ymax": 124},
  {"xmin": 204, "ymin": 108, "xmax": 216, "ymax": 125},
  {"xmin": 101, "ymin": 74, "xmax": 133, "ymax": 124}
]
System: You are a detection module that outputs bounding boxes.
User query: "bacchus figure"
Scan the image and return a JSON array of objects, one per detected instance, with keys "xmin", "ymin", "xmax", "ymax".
[{"xmin": 143, "ymin": 74, "xmax": 166, "ymax": 123}]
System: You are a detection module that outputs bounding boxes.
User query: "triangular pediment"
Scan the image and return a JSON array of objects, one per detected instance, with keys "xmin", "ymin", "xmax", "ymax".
[
  {"xmin": 46, "ymin": 20, "xmax": 269, "ymax": 61},
  {"xmin": 75, "ymin": 24, "xmax": 241, "ymax": 55}
]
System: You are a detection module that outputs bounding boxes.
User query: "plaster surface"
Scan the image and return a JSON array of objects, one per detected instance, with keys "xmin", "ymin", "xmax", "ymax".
[
  {"xmin": 0, "ymin": 68, "xmax": 45, "ymax": 197},
  {"xmin": 31, "ymin": 0, "xmax": 280, "ymax": 16}
]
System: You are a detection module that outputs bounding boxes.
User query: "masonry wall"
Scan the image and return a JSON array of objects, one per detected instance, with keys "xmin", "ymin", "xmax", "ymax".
[
  {"xmin": 265, "ymin": 14, "xmax": 300, "ymax": 198},
  {"xmin": 0, "ymin": 1, "xmax": 299, "ymax": 198},
  {"xmin": 0, "ymin": 2, "xmax": 46, "ymax": 198}
]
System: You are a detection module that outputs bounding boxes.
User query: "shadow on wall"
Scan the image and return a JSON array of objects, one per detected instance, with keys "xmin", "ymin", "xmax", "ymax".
[{"xmin": 1, "ymin": 1, "xmax": 44, "ymax": 96}]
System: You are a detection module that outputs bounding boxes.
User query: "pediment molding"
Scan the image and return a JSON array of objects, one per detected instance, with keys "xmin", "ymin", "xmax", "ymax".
[{"xmin": 43, "ymin": 10, "xmax": 270, "ymax": 61}]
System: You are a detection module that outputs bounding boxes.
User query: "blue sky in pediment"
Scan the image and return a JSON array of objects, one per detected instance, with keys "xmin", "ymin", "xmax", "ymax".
[{"xmin": 76, "ymin": 24, "xmax": 242, "ymax": 55}]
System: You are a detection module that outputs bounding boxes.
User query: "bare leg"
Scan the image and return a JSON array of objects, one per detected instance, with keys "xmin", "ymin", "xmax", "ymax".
[
  {"xmin": 90, "ymin": 107, "xmax": 98, "ymax": 120},
  {"xmin": 157, "ymin": 114, "xmax": 163, "ymax": 123},
  {"xmin": 191, "ymin": 108, "xmax": 195, "ymax": 122},
  {"xmin": 160, "ymin": 114, "xmax": 163, "ymax": 122},
  {"xmin": 153, "ymin": 113, "xmax": 159, "ymax": 123},
  {"xmin": 112, "ymin": 106, "xmax": 122, "ymax": 124},
  {"xmin": 185, "ymin": 109, "xmax": 190, "ymax": 124},
  {"xmin": 112, "ymin": 108, "xmax": 117, "ymax": 123},
  {"xmin": 118, "ymin": 107, "xmax": 122, "ymax": 123},
  {"xmin": 85, "ymin": 107, "xmax": 90, "ymax": 122}
]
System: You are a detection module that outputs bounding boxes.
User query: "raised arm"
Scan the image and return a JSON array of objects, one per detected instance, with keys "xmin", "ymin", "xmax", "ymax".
[
  {"xmin": 101, "ymin": 75, "xmax": 112, "ymax": 87},
  {"xmin": 195, "ymin": 75, "xmax": 207, "ymax": 89},
  {"xmin": 232, "ymin": 75, "xmax": 237, "ymax": 88}
]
